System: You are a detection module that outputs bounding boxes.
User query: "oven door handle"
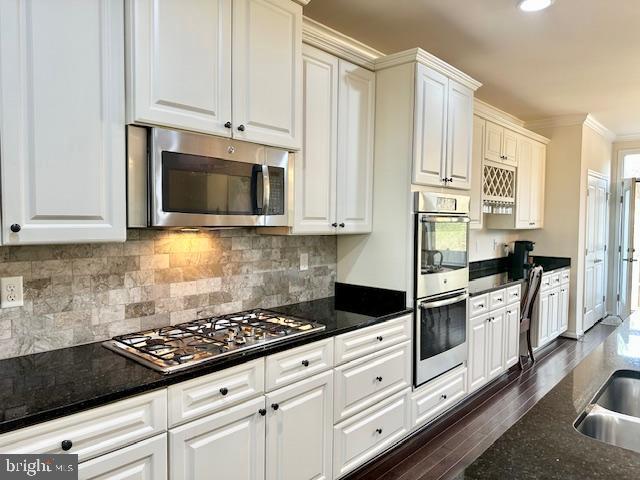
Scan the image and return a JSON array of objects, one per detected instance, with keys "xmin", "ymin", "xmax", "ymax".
[
  {"xmin": 262, "ymin": 165, "xmax": 270, "ymax": 215},
  {"xmin": 420, "ymin": 292, "xmax": 468, "ymax": 309},
  {"xmin": 420, "ymin": 215, "xmax": 470, "ymax": 223}
]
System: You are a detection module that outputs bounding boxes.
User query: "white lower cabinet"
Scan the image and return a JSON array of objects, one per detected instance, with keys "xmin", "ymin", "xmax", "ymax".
[
  {"xmin": 333, "ymin": 389, "xmax": 411, "ymax": 479},
  {"xmin": 266, "ymin": 370, "xmax": 333, "ymax": 480},
  {"xmin": 487, "ymin": 308, "xmax": 506, "ymax": 381},
  {"xmin": 504, "ymin": 305, "xmax": 521, "ymax": 369},
  {"xmin": 169, "ymin": 396, "xmax": 266, "ymax": 480},
  {"xmin": 79, "ymin": 434, "xmax": 167, "ymax": 480},
  {"xmin": 533, "ymin": 269, "xmax": 571, "ymax": 348},
  {"xmin": 468, "ymin": 312, "xmax": 489, "ymax": 392},
  {"xmin": 410, "ymin": 366, "xmax": 467, "ymax": 430}
]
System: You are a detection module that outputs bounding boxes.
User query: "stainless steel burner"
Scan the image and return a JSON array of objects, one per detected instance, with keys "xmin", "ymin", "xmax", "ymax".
[{"xmin": 103, "ymin": 309, "xmax": 325, "ymax": 373}]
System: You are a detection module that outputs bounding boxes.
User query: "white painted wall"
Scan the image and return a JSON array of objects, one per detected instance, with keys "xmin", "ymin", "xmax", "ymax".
[{"xmin": 469, "ymin": 228, "xmax": 519, "ymax": 262}]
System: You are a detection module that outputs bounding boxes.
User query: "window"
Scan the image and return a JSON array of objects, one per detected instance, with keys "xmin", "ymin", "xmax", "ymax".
[{"xmin": 623, "ymin": 153, "xmax": 640, "ymax": 179}]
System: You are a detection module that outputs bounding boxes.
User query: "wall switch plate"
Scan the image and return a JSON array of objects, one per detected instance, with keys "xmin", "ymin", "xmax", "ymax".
[
  {"xmin": 1, "ymin": 276, "xmax": 23, "ymax": 308},
  {"xmin": 300, "ymin": 253, "xmax": 309, "ymax": 271}
]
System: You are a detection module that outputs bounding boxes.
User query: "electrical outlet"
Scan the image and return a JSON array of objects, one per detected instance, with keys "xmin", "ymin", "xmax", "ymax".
[
  {"xmin": 300, "ymin": 253, "xmax": 309, "ymax": 271},
  {"xmin": 1, "ymin": 276, "xmax": 23, "ymax": 308}
]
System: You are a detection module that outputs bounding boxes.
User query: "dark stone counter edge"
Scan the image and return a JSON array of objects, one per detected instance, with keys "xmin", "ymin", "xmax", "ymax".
[
  {"xmin": 468, "ymin": 264, "xmax": 571, "ymax": 297},
  {"xmin": 0, "ymin": 306, "xmax": 413, "ymax": 435}
]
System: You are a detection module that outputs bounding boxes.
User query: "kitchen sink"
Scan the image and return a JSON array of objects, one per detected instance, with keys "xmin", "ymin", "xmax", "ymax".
[{"xmin": 575, "ymin": 370, "xmax": 640, "ymax": 453}]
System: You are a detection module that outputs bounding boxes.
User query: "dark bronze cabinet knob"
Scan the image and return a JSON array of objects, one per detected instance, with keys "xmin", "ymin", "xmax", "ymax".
[
  {"xmin": 10, "ymin": 224, "xmax": 21, "ymax": 233},
  {"xmin": 219, "ymin": 387, "xmax": 228, "ymax": 396},
  {"xmin": 258, "ymin": 408, "xmax": 267, "ymax": 416},
  {"xmin": 375, "ymin": 428, "xmax": 383, "ymax": 434},
  {"xmin": 271, "ymin": 403, "xmax": 279, "ymax": 411},
  {"xmin": 61, "ymin": 440, "xmax": 73, "ymax": 451},
  {"xmin": 376, "ymin": 336, "xmax": 383, "ymax": 342},
  {"xmin": 301, "ymin": 360, "xmax": 309, "ymax": 367},
  {"xmin": 339, "ymin": 223, "xmax": 345, "ymax": 228},
  {"xmin": 331, "ymin": 222, "xmax": 338, "ymax": 227},
  {"xmin": 224, "ymin": 121, "xmax": 232, "ymax": 128},
  {"xmin": 237, "ymin": 124, "xmax": 246, "ymax": 131},
  {"xmin": 376, "ymin": 376, "xmax": 383, "ymax": 382}
]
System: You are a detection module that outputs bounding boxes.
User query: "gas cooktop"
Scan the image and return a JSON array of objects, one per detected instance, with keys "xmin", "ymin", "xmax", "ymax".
[{"xmin": 103, "ymin": 309, "xmax": 325, "ymax": 373}]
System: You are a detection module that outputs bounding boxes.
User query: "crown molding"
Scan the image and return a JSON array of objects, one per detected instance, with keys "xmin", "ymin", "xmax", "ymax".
[
  {"xmin": 584, "ymin": 114, "xmax": 616, "ymax": 142},
  {"xmin": 474, "ymin": 99, "xmax": 550, "ymax": 144},
  {"xmin": 615, "ymin": 133, "xmax": 640, "ymax": 143},
  {"xmin": 302, "ymin": 17, "xmax": 384, "ymax": 70},
  {"xmin": 525, "ymin": 114, "xmax": 589, "ymax": 131},
  {"xmin": 292, "ymin": 0, "xmax": 311, "ymax": 5},
  {"xmin": 374, "ymin": 48, "xmax": 482, "ymax": 91}
]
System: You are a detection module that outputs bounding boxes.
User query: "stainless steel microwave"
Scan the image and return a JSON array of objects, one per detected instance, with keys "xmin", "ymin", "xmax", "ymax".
[{"xmin": 127, "ymin": 126, "xmax": 289, "ymax": 228}]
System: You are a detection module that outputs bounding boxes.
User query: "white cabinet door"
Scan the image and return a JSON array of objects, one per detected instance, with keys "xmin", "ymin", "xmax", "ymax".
[
  {"xmin": 468, "ymin": 314, "xmax": 488, "ymax": 392},
  {"xmin": 170, "ymin": 397, "xmax": 266, "ymax": 480},
  {"xmin": 559, "ymin": 285, "xmax": 569, "ymax": 333},
  {"xmin": 266, "ymin": 371, "xmax": 333, "ymax": 480},
  {"xmin": 502, "ymin": 129, "xmax": 518, "ymax": 166},
  {"xmin": 295, "ymin": 44, "xmax": 339, "ymax": 234},
  {"xmin": 530, "ymin": 141, "xmax": 546, "ymax": 228},
  {"xmin": 79, "ymin": 434, "xmax": 167, "ymax": 480},
  {"xmin": 515, "ymin": 135, "xmax": 533, "ymax": 229},
  {"xmin": 413, "ymin": 65, "xmax": 448, "ymax": 186},
  {"xmin": 336, "ymin": 60, "xmax": 375, "ymax": 234},
  {"xmin": 232, "ymin": 0, "xmax": 302, "ymax": 150},
  {"xmin": 445, "ymin": 80, "xmax": 473, "ymax": 190},
  {"xmin": 0, "ymin": 0, "xmax": 126, "ymax": 244},
  {"xmin": 537, "ymin": 291, "xmax": 551, "ymax": 347},
  {"xmin": 504, "ymin": 305, "xmax": 521, "ymax": 369},
  {"xmin": 469, "ymin": 116, "xmax": 485, "ymax": 229},
  {"xmin": 484, "ymin": 121, "xmax": 503, "ymax": 163},
  {"xmin": 126, "ymin": 0, "xmax": 232, "ymax": 137},
  {"xmin": 487, "ymin": 309, "xmax": 505, "ymax": 381}
]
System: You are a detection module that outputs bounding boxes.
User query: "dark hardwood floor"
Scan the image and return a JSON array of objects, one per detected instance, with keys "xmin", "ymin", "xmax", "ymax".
[{"xmin": 345, "ymin": 322, "xmax": 616, "ymax": 480}]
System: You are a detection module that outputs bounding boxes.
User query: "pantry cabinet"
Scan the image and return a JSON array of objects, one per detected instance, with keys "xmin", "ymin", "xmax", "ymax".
[
  {"xmin": 127, "ymin": 0, "xmax": 302, "ymax": 150},
  {"xmin": 413, "ymin": 65, "xmax": 474, "ymax": 189},
  {"xmin": 290, "ymin": 44, "xmax": 374, "ymax": 235},
  {"xmin": 0, "ymin": 0, "xmax": 126, "ymax": 244}
]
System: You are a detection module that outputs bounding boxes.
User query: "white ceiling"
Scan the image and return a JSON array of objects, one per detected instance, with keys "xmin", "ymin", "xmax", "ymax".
[{"xmin": 304, "ymin": 0, "xmax": 640, "ymax": 137}]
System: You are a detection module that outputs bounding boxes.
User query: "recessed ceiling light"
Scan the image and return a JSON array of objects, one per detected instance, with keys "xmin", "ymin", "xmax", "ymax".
[{"xmin": 518, "ymin": 0, "xmax": 554, "ymax": 12}]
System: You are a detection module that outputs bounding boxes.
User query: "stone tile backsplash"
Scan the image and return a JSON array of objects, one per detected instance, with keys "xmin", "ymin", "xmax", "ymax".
[{"xmin": 0, "ymin": 229, "xmax": 336, "ymax": 359}]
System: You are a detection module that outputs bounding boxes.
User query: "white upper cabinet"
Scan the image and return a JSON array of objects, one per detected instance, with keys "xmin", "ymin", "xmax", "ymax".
[
  {"xmin": 484, "ymin": 121, "xmax": 516, "ymax": 166},
  {"xmin": 290, "ymin": 45, "xmax": 374, "ymax": 235},
  {"xmin": 515, "ymin": 135, "xmax": 533, "ymax": 228},
  {"xmin": 126, "ymin": 0, "xmax": 232, "ymax": 137},
  {"xmin": 0, "ymin": 0, "xmax": 126, "ymax": 244},
  {"xmin": 233, "ymin": 0, "xmax": 302, "ymax": 149},
  {"xmin": 530, "ymin": 140, "xmax": 546, "ymax": 228},
  {"xmin": 336, "ymin": 60, "xmax": 375, "ymax": 234},
  {"xmin": 446, "ymin": 80, "xmax": 473, "ymax": 189},
  {"xmin": 413, "ymin": 65, "xmax": 448, "ymax": 186},
  {"xmin": 469, "ymin": 116, "xmax": 485, "ymax": 229},
  {"xmin": 127, "ymin": 0, "xmax": 302, "ymax": 150},
  {"xmin": 295, "ymin": 45, "xmax": 339, "ymax": 233}
]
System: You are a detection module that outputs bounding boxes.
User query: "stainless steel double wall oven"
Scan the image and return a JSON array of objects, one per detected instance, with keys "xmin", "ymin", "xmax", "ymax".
[{"xmin": 414, "ymin": 192, "xmax": 470, "ymax": 386}]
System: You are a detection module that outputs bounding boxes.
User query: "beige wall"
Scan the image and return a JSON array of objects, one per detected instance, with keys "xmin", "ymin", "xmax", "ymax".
[{"xmin": 469, "ymin": 228, "xmax": 520, "ymax": 262}]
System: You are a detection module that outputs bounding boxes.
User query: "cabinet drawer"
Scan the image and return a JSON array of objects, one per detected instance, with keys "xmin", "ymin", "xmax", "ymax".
[
  {"xmin": 561, "ymin": 269, "xmax": 570, "ymax": 285},
  {"xmin": 168, "ymin": 358, "xmax": 264, "ymax": 427},
  {"xmin": 266, "ymin": 338, "xmax": 333, "ymax": 391},
  {"xmin": 79, "ymin": 433, "xmax": 167, "ymax": 480},
  {"xmin": 411, "ymin": 366, "xmax": 467, "ymax": 429},
  {"xmin": 489, "ymin": 289, "xmax": 506, "ymax": 310},
  {"xmin": 334, "ymin": 341, "xmax": 411, "ymax": 423},
  {"xmin": 469, "ymin": 294, "xmax": 489, "ymax": 317},
  {"xmin": 506, "ymin": 284, "xmax": 521, "ymax": 305},
  {"xmin": 0, "ymin": 390, "xmax": 166, "ymax": 462},
  {"xmin": 540, "ymin": 274, "xmax": 553, "ymax": 292},
  {"xmin": 334, "ymin": 314, "xmax": 411, "ymax": 366},
  {"xmin": 551, "ymin": 272, "xmax": 562, "ymax": 288},
  {"xmin": 333, "ymin": 389, "xmax": 410, "ymax": 479}
]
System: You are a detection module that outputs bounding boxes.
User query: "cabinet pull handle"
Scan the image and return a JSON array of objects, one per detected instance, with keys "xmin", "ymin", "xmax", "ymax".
[
  {"xmin": 301, "ymin": 360, "xmax": 309, "ymax": 367},
  {"xmin": 271, "ymin": 403, "xmax": 279, "ymax": 411},
  {"xmin": 61, "ymin": 440, "xmax": 73, "ymax": 451},
  {"xmin": 376, "ymin": 336, "xmax": 383, "ymax": 342},
  {"xmin": 441, "ymin": 394, "xmax": 447, "ymax": 400},
  {"xmin": 375, "ymin": 376, "xmax": 383, "ymax": 382},
  {"xmin": 331, "ymin": 223, "xmax": 338, "ymax": 227},
  {"xmin": 237, "ymin": 124, "xmax": 246, "ymax": 132},
  {"xmin": 10, "ymin": 224, "xmax": 20, "ymax": 233},
  {"xmin": 477, "ymin": 303, "xmax": 485, "ymax": 308},
  {"xmin": 375, "ymin": 428, "xmax": 383, "ymax": 434},
  {"xmin": 219, "ymin": 387, "xmax": 229, "ymax": 396},
  {"xmin": 224, "ymin": 121, "xmax": 232, "ymax": 129},
  {"xmin": 339, "ymin": 223, "xmax": 345, "ymax": 228},
  {"xmin": 258, "ymin": 408, "xmax": 267, "ymax": 416}
]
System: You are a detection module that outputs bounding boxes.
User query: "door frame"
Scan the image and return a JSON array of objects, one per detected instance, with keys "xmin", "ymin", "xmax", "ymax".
[{"xmin": 583, "ymin": 169, "xmax": 609, "ymax": 332}]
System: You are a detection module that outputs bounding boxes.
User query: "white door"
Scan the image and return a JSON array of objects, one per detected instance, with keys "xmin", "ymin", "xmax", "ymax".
[
  {"xmin": 515, "ymin": 135, "xmax": 533, "ymax": 228},
  {"xmin": 504, "ymin": 305, "xmax": 521, "ymax": 369},
  {"xmin": 266, "ymin": 371, "xmax": 333, "ymax": 480},
  {"xmin": 502, "ymin": 129, "xmax": 518, "ymax": 166},
  {"xmin": 0, "ymin": 0, "xmax": 126, "ymax": 244},
  {"xmin": 169, "ymin": 397, "xmax": 266, "ymax": 480},
  {"xmin": 126, "ymin": 0, "xmax": 232, "ymax": 136},
  {"xmin": 559, "ymin": 286, "xmax": 569, "ymax": 333},
  {"xmin": 232, "ymin": 0, "xmax": 302, "ymax": 149},
  {"xmin": 336, "ymin": 60, "xmax": 375, "ymax": 234},
  {"xmin": 445, "ymin": 80, "xmax": 473, "ymax": 189},
  {"xmin": 412, "ymin": 65, "xmax": 448, "ymax": 186},
  {"xmin": 530, "ymin": 141, "xmax": 546, "ymax": 228},
  {"xmin": 487, "ymin": 309, "xmax": 505, "ymax": 380},
  {"xmin": 484, "ymin": 122, "xmax": 504, "ymax": 163},
  {"xmin": 468, "ymin": 314, "xmax": 488, "ymax": 392},
  {"xmin": 469, "ymin": 116, "xmax": 485, "ymax": 229},
  {"xmin": 79, "ymin": 434, "xmax": 167, "ymax": 480},
  {"xmin": 619, "ymin": 179, "xmax": 638, "ymax": 318},
  {"xmin": 584, "ymin": 173, "xmax": 608, "ymax": 332},
  {"xmin": 295, "ymin": 45, "xmax": 339, "ymax": 234}
]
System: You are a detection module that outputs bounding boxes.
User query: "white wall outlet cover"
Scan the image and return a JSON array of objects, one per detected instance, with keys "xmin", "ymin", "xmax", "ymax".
[
  {"xmin": 300, "ymin": 253, "xmax": 309, "ymax": 271},
  {"xmin": 1, "ymin": 276, "xmax": 23, "ymax": 308}
]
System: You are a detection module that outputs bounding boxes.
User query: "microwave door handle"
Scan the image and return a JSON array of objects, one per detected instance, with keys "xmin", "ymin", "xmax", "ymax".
[
  {"xmin": 420, "ymin": 292, "xmax": 468, "ymax": 310},
  {"xmin": 262, "ymin": 165, "xmax": 270, "ymax": 215}
]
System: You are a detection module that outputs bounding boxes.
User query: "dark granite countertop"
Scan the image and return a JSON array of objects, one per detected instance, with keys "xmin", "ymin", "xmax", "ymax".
[
  {"xmin": 459, "ymin": 315, "xmax": 640, "ymax": 479},
  {"xmin": 469, "ymin": 273, "xmax": 525, "ymax": 297},
  {"xmin": 0, "ymin": 296, "xmax": 411, "ymax": 434}
]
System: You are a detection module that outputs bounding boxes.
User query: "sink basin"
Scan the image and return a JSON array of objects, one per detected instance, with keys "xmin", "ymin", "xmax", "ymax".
[{"xmin": 575, "ymin": 370, "xmax": 640, "ymax": 453}]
